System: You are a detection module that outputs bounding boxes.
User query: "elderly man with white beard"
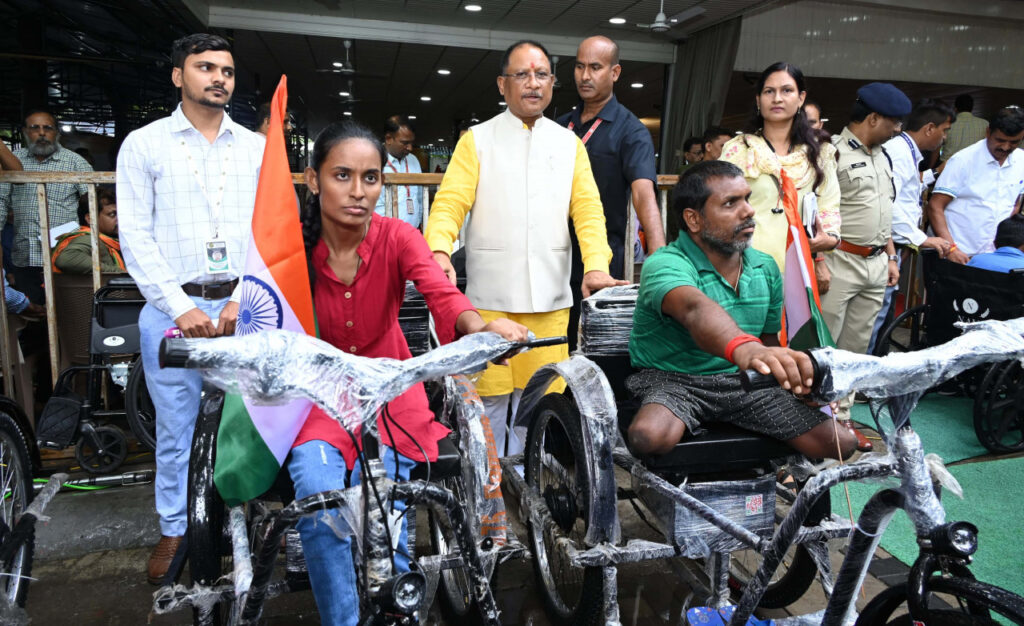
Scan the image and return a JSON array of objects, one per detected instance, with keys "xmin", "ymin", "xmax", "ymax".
[{"xmin": 0, "ymin": 109, "xmax": 94, "ymax": 303}]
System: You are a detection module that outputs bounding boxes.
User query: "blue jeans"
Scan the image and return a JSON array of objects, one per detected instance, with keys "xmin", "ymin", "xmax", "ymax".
[
  {"xmin": 138, "ymin": 296, "xmax": 229, "ymax": 536},
  {"xmin": 288, "ymin": 440, "xmax": 416, "ymax": 626}
]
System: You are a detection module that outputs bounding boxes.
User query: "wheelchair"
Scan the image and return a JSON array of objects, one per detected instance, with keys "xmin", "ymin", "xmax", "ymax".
[
  {"xmin": 34, "ymin": 274, "xmax": 153, "ymax": 473},
  {"xmin": 872, "ymin": 250, "xmax": 1024, "ymax": 453},
  {"xmin": 504, "ymin": 285, "xmax": 850, "ymax": 624}
]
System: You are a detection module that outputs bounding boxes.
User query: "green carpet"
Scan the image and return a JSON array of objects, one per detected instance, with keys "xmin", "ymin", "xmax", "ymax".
[
  {"xmin": 831, "ymin": 456, "xmax": 1024, "ymax": 601},
  {"xmin": 850, "ymin": 395, "xmax": 987, "ymax": 464}
]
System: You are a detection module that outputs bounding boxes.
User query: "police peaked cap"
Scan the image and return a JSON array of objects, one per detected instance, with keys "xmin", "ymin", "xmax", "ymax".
[{"xmin": 856, "ymin": 82, "xmax": 912, "ymax": 117}]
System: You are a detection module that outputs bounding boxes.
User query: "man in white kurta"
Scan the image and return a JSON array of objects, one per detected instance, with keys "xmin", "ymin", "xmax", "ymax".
[{"xmin": 425, "ymin": 40, "xmax": 621, "ymax": 455}]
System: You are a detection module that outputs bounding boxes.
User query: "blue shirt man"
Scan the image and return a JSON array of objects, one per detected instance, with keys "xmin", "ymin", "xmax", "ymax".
[
  {"xmin": 967, "ymin": 214, "xmax": 1024, "ymax": 273},
  {"xmin": 374, "ymin": 116, "xmax": 423, "ymax": 229}
]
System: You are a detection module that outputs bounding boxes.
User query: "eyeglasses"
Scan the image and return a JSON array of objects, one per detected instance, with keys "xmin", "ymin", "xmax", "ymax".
[
  {"xmin": 501, "ymin": 70, "xmax": 553, "ymax": 83},
  {"xmin": 26, "ymin": 124, "xmax": 57, "ymax": 133}
]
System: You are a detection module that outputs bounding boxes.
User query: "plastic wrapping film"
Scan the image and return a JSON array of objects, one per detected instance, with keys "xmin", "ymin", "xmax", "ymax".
[
  {"xmin": 577, "ymin": 284, "xmax": 638, "ymax": 356},
  {"xmin": 601, "ymin": 565, "xmax": 622, "ymax": 626},
  {"xmin": 812, "ymin": 317, "xmax": 1024, "ymax": 408},
  {"xmin": 229, "ymin": 506, "xmax": 254, "ymax": 599},
  {"xmin": 444, "ymin": 375, "xmax": 508, "ymax": 549},
  {"xmin": 515, "ymin": 355, "xmax": 623, "ymax": 546},
  {"xmin": 169, "ymin": 329, "xmax": 520, "ymax": 435}
]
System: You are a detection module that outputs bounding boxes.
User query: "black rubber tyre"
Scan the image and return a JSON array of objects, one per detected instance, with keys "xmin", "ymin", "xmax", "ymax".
[
  {"xmin": 855, "ymin": 576, "xmax": 1024, "ymax": 626},
  {"xmin": 429, "ymin": 476, "xmax": 486, "ymax": 626},
  {"xmin": 972, "ymin": 360, "xmax": 1024, "ymax": 454},
  {"xmin": 728, "ymin": 542, "xmax": 818, "ymax": 609},
  {"xmin": 125, "ymin": 357, "xmax": 157, "ymax": 451},
  {"xmin": 75, "ymin": 424, "xmax": 128, "ymax": 474},
  {"xmin": 524, "ymin": 393, "xmax": 604, "ymax": 626},
  {"xmin": 872, "ymin": 305, "xmax": 926, "ymax": 357},
  {"xmin": 0, "ymin": 411, "xmax": 34, "ymax": 608}
]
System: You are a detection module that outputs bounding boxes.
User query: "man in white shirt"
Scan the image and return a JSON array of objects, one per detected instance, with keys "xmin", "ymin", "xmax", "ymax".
[
  {"xmin": 116, "ymin": 33, "xmax": 264, "ymax": 585},
  {"xmin": 927, "ymin": 107, "xmax": 1024, "ymax": 264},
  {"xmin": 374, "ymin": 115, "xmax": 423, "ymax": 229},
  {"xmin": 868, "ymin": 99, "xmax": 954, "ymax": 352}
]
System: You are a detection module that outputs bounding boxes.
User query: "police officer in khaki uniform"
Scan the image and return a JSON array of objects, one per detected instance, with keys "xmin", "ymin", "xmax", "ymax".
[{"xmin": 821, "ymin": 83, "xmax": 912, "ymax": 451}]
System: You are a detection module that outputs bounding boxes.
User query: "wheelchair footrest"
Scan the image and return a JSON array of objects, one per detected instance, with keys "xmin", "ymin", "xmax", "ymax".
[{"xmin": 687, "ymin": 606, "xmax": 774, "ymax": 626}]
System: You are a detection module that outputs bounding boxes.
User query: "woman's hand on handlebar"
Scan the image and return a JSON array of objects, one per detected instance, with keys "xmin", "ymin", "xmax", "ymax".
[{"xmin": 733, "ymin": 343, "xmax": 815, "ymax": 396}]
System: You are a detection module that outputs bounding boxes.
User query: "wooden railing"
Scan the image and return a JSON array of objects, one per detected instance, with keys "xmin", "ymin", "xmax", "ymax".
[{"xmin": 0, "ymin": 170, "xmax": 680, "ymax": 405}]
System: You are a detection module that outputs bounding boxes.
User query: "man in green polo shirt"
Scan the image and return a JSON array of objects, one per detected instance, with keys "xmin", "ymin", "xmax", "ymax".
[{"xmin": 627, "ymin": 161, "xmax": 857, "ymax": 460}]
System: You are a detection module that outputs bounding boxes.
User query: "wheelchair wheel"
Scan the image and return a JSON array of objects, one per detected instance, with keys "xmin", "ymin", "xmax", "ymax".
[
  {"xmin": 872, "ymin": 305, "xmax": 926, "ymax": 357},
  {"xmin": 75, "ymin": 424, "xmax": 128, "ymax": 474},
  {"xmin": 855, "ymin": 575, "xmax": 1024, "ymax": 625},
  {"xmin": 972, "ymin": 360, "xmax": 1024, "ymax": 454},
  {"xmin": 125, "ymin": 357, "xmax": 157, "ymax": 451},
  {"xmin": 525, "ymin": 393, "xmax": 604, "ymax": 625},
  {"xmin": 429, "ymin": 476, "xmax": 487, "ymax": 625},
  {"xmin": 728, "ymin": 543, "xmax": 817, "ymax": 609},
  {"xmin": 0, "ymin": 411, "xmax": 34, "ymax": 608}
]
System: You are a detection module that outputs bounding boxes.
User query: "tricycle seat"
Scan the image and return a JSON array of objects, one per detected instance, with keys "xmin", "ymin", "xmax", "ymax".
[{"xmin": 409, "ymin": 434, "xmax": 462, "ymax": 481}]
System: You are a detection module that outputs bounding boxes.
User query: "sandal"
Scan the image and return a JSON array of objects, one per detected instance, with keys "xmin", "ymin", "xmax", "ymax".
[{"xmin": 777, "ymin": 468, "xmax": 799, "ymax": 497}]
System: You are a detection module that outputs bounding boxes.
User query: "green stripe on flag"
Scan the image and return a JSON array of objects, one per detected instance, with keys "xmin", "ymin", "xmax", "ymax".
[
  {"xmin": 214, "ymin": 394, "xmax": 281, "ymax": 506},
  {"xmin": 789, "ymin": 287, "xmax": 836, "ymax": 351}
]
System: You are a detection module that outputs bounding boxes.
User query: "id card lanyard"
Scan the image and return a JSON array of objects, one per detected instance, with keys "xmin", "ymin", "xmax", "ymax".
[
  {"xmin": 567, "ymin": 118, "xmax": 603, "ymax": 145},
  {"xmin": 178, "ymin": 137, "xmax": 229, "ymax": 239}
]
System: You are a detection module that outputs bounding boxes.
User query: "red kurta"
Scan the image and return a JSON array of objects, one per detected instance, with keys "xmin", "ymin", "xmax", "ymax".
[{"xmin": 292, "ymin": 213, "xmax": 475, "ymax": 467}]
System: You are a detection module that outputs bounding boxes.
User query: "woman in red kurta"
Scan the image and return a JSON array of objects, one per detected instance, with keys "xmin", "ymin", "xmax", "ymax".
[{"xmin": 288, "ymin": 121, "xmax": 526, "ymax": 626}]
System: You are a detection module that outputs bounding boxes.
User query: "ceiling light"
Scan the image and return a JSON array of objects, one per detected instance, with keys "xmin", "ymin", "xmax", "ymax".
[
  {"xmin": 438, "ymin": 138, "xmax": 445, "ymax": 142},
  {"xmin": 465, "ymin": 4, "xmax": 482, "ymax": 11},
  {"xmin": 609, "ymin": 17, "xmax": 626, "ymax": 24},
  {"xmin": 408, "ymin": 115, "xmax": 417, "ymax": 120},
  {"xmin": 631, "ymin": 82, "xmax": 644, "ymax": 88},
  {"xmin": 498, "ymin": 101, "xmax": 506, "ymax": 106},
  {"xmin": 332, "ymin": 61, "xmax": 343, "ymax": 68},
  {"xmin": 61, "ymin": 124, "xmax": 73, "ymax": 133},
  {"xmin": 339, "ymin": 91, "xmax": 350, "ymax": 96},
  {"xmin": 437, "ymin": 69, "xmax": 451, "ymax": 75},
  {"xmin": 343, "ymin": 111, "xmax": 352, "ymax": 116},
  {"xmin": 421, "ymin": 96, "xmax": 432, "ymax": 102}
]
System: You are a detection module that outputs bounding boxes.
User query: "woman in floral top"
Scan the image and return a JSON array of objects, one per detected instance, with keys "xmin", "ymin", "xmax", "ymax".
[{"xmin": 721, "ymin": 62, "xmax": 842, "ymax": 290}]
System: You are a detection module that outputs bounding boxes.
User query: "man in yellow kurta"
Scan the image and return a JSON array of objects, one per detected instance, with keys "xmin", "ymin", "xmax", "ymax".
[{"xmin": 425, "ymin": 39, "xmax": 623, "ymax": 456}]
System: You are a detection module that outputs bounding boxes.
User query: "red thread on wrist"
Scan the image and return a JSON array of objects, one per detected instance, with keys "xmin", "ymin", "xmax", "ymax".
[{"xmin": 724, "ymin": 334, "xmax": 763, "ymax": 364}]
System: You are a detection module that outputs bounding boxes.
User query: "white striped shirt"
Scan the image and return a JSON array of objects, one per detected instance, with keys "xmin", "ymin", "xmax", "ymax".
[{"xmin": 116, "ymin": 105, "xmax": 264, "ymax": 319}]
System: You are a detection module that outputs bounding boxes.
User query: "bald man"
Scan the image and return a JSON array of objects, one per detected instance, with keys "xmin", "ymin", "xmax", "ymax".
[{"xmin": 558, "ymin": 35, "xmax": 665, "ymax": 348}]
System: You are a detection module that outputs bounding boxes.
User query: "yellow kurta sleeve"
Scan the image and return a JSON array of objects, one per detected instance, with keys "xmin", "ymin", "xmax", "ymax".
[
  {"xmin": 424, "ymin": 131, "xmax": 479, "ymax": 254},
  {"xmin": 568, "ymin": 138, "xmax": 613, "ymax": 275}
]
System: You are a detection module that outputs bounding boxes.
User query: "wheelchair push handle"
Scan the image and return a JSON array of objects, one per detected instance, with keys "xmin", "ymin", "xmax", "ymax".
[
  {"xmin": 738, "ymin": 349, "xmax": 824, "ymax": 395},
  {"xmin": 516, "ymin": 336, "xmax": 567, "ymax": 349}
]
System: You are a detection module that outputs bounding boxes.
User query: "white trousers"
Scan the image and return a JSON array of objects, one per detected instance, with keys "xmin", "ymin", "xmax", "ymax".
[{"xmin": 481, "ymin": 389, "xmax": 524, "ymax": 457}]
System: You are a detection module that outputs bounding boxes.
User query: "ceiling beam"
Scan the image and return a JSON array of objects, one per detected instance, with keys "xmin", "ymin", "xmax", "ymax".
[{"xmin": 206, "ymin": 6, "xmax": 676, "ymax": 64}]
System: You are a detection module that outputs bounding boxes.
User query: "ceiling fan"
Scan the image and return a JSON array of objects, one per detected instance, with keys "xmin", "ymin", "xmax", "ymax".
[
  {"xmin": 316, "ymin": 39, "xmax": 356, "ymax": 75},
  {"xmin": 328, "ymin": 79, "xmax": 363, "ymax": 104},
  {"xmin": 635, "ymin": 0, "xmax": 706, "ymax": 34}
]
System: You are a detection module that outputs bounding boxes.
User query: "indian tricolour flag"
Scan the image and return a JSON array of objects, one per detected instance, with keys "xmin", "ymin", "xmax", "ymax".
[
  {"xmin": 778, "ymin": 169, "xmax": 834, "ymax": 352},
  {"xmin": 214, "ymin": 76, "xmax": 316, "ymax": 505}
]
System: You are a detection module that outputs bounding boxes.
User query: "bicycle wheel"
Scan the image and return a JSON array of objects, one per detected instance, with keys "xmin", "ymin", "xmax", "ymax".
[
  {"xmin": 428, "ymin": 477, "xmax": 487, "ymax": 626},
  {"xmin": 525, "ymin": 393, "xmax": 604, "ymax": 626},
  {"xmin": 126, "ymin": 357, "xmax": 157, "ymax": 451},
  {"xmin": 873, "ymin": 305, "xmax": 926, "ymax": 357},
  {"xmin": 855, "ymin": 575, "xmax": 1024, "ymax": 626},
  {"xmin": 728, "ymin": 542, "xmax": 817, "ymax": 609},
  {"xmin": 0, "ymin": 411, "xmax": 34, "ymax": 607}
]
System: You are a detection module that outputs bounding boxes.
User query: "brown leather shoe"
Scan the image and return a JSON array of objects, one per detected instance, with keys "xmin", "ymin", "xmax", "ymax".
[
  {"xmin": 147, "ymin": 535, "xmax": 184, "ymax": 585},
  {"xmin": 841, "ymin": 420, "xmax": 873, "ymax": 452}
]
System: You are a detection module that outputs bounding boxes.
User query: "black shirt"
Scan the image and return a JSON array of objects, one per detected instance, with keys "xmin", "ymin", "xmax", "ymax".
[{"xmin": 557, "ymin": 94, "xmax": 657, "ymax": 279}]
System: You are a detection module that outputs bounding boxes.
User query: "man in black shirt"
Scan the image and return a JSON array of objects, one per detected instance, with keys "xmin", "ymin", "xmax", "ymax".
[{"xmin": 558, "ymin": 35, "xmax": 666, "ymax": 348}]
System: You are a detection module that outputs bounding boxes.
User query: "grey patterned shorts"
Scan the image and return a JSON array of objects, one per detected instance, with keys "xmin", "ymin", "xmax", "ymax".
[{"xmin": 625, "ymin": 368, "xmax": 829, "ymax": 441}]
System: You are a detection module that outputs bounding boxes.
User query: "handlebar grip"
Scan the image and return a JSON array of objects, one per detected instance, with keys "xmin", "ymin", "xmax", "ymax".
[
  {"xmin": 739, "ymin": 368, "xmax": 778, "ymax": 392},
  {"xmin": 159, "ymin": 338, "xmax": 193, "ymax": 369},
  {"xmin": 521, "ymin": 336, "xmax": 568, "ymax": 349}
]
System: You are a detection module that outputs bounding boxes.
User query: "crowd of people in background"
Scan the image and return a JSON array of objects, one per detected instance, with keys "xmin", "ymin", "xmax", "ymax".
[{"xmin": 0, "ymin": 28, "xmax": 1022, "ymax": 626}]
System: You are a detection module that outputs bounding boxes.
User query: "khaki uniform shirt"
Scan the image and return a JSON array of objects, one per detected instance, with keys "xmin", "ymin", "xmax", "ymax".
[{"xmin": 832, "ymin": 127, "xmax": 895, "ymax": 248}]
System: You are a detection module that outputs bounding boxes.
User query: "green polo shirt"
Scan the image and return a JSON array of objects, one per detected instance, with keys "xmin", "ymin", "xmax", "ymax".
[{"xmin": 629, "ymin": 232, "xmax": 783, "ymax": 375}]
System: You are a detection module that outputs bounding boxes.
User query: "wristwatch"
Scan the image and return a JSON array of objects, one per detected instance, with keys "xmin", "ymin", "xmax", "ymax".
[{"xmin": 888, "ymin": 254, "xmax": 899, "ymax": 263}]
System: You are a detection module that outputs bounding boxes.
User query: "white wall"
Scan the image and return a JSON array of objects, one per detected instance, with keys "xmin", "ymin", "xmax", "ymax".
[{"xmin": 735, "ymin": 0, "xmax": 1024, "ymax": 89}]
